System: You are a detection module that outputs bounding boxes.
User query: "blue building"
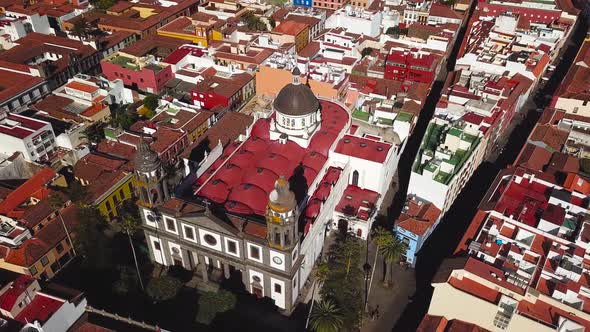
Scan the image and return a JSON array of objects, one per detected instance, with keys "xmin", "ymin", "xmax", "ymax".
[
  {"xmin": 293, "ymin": 0, "xmax": 313, "ymax": 8},
  {"xmin": 394, "ymin": 195, "xmax": 441, "ymax": 266}
]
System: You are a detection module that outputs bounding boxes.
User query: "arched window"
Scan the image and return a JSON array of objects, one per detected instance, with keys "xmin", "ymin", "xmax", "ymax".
[{"xmin": 352, "ymin": 170, "xmax": 359, "ymax": 186}]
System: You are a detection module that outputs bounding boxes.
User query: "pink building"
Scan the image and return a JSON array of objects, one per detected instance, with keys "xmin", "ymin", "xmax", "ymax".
[{"xmin": 100, "ymin": 52, "xmax": 173, "ymax": 94}]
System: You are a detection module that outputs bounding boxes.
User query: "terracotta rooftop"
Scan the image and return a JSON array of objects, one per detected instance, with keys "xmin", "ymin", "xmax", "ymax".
[
  {"xmin": 183, "ymin": 111, "xmax": 254, "ymax": 160},
  {"xmin": 0, "ymin": 65, "xmax": 45, "ymax": 105},
  {"xmin": 5, "ymin": 204, "xmax": 78, "ymax": 267},
  {"xmin": 0, "ymin": 33, "xmax": 96, "ymax": 74},
  {"xmin": 193, "ymin": 72, "xmax": 254, "ymax": 98},
  {"xmin": 528, "ymin": 125, "xmax": 569, "ymax": 151},
  {"xmin": 396, "ymin": 196, "xmax": 442, "ymax": 236},
  {"xmin": 0, "ymin": 168, "xmax": 55, "ymax": 218},
  {"xmin": 120, "ymin": 35, "xmax": 185, "ymax": 58},
  {"xmin": 272, "ymin": 20, "xmax": 308, "ymax": 36}
]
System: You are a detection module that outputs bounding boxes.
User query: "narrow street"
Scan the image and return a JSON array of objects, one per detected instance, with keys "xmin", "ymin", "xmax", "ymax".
[{"xmin": 391, "ymin": 15, "xmax": 589, "ymax": 332}]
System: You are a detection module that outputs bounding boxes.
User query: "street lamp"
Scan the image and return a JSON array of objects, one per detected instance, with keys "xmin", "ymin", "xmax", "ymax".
[
  {"xmin": 363, "ymin": 261, "xmax": 371, "ymax": 312},
  {"xmin": 363, "ymin": 229, "xmax": 371, "ymax": 314}
]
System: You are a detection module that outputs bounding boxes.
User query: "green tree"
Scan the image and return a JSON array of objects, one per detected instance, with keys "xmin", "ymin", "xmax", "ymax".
[
  {"xmin": 72, "ymin": 17, "xmax": 91, "ymax": 40},
  {"xmin": 361, "ymin": 47, "xmax": 374, "ymax": 58},
  {"xmin": 75, "ymin": 206, "xmax": 112, "ymax": 269},
  {"xmin": 111, "ymin": 108, "xmax": 137, "ymax": 130},
  {"xmin": 241, "ymin": 11, "xmax": 267, "ymax": 31},
  {"xmin": 95, "ymin": 0, "xmax": 116, "ymax": 10},
  {"xmin": 195, "ymin": 289, "xmax": 237, "ymax": 324},
  {"xmin": 320, "ymin": 236, "xmax": 364, "ymax": 330},
  {"xmin": 118, "ymin": 202, "xmax": 145, "ymax": 290},
  {"xmin": 306, "ymin": 261, "xmax": 331, "ymax": 329},
  {"xmin": 310, "ymin": 299, "xmax": 345, "ymax": 332},
  {"xmin": 386, "ymin": 26, "xmax": 409, "ymax": 35},
  {"xmin": 146, "ymin": 275, "xmax": 182, "ymax": 302},
  {"xmin": 69, "ymin": 181, "xmax": 89, "ymax": 203},
  {"xmin": 376, "ymin": 230, "xmax": 404, "ymax": 287},
  {"xmin": 81, "ymin": 122, "xmax": 106, "ymax": 145},
  {"xmin": 112, "ymin": 265, "xmax": 138, "ymax": 295},
  {"xmin": 143, "ymin": 95, "xmax": 159, "ymax": 114},
  {"xmin": 268, "ymin": 17, "xmax": 276, "ymax": 29}
]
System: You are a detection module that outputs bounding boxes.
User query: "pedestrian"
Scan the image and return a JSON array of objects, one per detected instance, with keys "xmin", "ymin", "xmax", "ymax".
[{"xmin": 374, "ymin": 305, "xmax": 380, "ymax": 320}]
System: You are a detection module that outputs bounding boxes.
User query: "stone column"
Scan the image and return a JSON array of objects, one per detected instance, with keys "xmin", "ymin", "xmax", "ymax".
[
  {"xmin": 199, "ymin": 255, "xmax": 209, "ymax": 283},
  {"xmin": 155, "ymin": 185, "xmax": 164, "ymax": 204},
  {"xmin": 163, "ymin": 180, "xmax": 170, "ymax": 200},
  {"xmin": 223, "ymin": 262, "xmax": 230, "ymax": 279}
]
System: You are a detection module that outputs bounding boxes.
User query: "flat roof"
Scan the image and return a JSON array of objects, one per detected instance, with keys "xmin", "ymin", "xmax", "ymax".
[{"xmin": 333, "ymin": 135, "xmax": 392, "ymax": 163}]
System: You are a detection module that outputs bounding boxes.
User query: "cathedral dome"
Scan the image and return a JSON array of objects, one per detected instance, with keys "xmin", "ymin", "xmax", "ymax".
[
  {"xmin": 273, "ymin": 67, "xmax": 320, "ymax": 117},
  {"xmin": 134, "ymin": 139, "xmax": 160, "ymax": 173}
]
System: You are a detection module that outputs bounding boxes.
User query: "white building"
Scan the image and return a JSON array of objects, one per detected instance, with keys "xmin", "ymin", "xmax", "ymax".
[
  {"xmin": 0, "ymin": 10, "xmax": 54, "ymax": 49},
  {"xmin": 325, "ymin": 5, "xmax": 383, "ymax": 37},
  {"xmin": 139, "ymin": 68, "xmax": 406, "ymax": 315},
  {"xmin": 0, "ymin": 112, "xmax": 56, "ymax": 163}
]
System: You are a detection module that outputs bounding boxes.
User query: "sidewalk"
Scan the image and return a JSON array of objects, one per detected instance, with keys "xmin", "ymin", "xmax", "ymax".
[{"xmin": 361, "ymin": 240, "xmax": 416, "ymax": 332}]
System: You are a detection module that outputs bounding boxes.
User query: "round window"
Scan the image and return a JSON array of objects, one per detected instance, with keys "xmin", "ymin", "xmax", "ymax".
[
  {"xmin": 172, "ymin": 247, "xmax": 180, "ymax": 255},
  {"xmin": 147, "ymin": 214, "xmax": 156, "ymax": 222},
  {"xmin": 204, "ymin": 234, "xmax": 217, "ymax": 246},
  {"xmin": 252, "ymin": 275, "xmax": 261, "ymax": 283},
  {"xmin": 272, "ymin": 256, "xmax": 283, "ymax": 265}
]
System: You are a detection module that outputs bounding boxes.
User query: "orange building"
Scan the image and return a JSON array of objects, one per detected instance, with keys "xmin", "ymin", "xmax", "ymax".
[{"xmin": 256, "ymin": 66, "xmax": 347, "ymax": 100}]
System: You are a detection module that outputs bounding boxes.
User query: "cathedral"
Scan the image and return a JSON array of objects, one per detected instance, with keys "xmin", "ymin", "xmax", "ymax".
[{"xmin": 135, "ymin": 68, "xmax": 400, "ymax": 314}]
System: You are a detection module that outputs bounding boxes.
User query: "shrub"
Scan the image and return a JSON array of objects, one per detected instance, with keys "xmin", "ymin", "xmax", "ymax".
[
  {"xmin": 146, "ymin": 276, "xmax": 182, "ymax": 302},
  {"xmin": 195, "ymin": 289, "xmax": 237, "ymax": 324}
]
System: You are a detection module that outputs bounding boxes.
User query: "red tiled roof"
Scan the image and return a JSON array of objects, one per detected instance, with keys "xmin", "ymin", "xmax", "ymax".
[
  {"xmin": 514, "ymin": 144, "xmax": 552, "ymax": 171},
  {"xmin": 0, "ymin": 275, "xmax": 35, "ymax": 311},
  {"xmin": 5, "ymin": 204, "xmax": 78, "ymax": 267},
  {"xmin": 0, "ymin": 168, "xmax": 55, "ymax": 216},
  {"xmin": 335, "ymin": 185, "xmax": 379, "ymax": 221},
  {"xmin": 65, "ymin": 81, "xmax": 98, "ymax": 94},
  {"xmin": 396, "ymin": 197, "xmax": 441, "ymax": 236},
  {"xmin": 272, "ymin": 20, "xmax": 308, "ymax": 36},
  {"xmin": 197, "ymin": 100, "xmax": 348, "ymax": 217},
  {"xmin": 563, "ymin": 173, "xmax": 590, "ymax": 195},
  {"xmin": 14, "ymin": 292, "xmax": 65, "ymax": 324},
  {"xmin": 429, "ymin": 3, "xmax": 463, "ymax": 19},
  {"xmin": 448, "ymin": 276, "xmax": 500, "ymax": 303},
  {"xmin": 0, "ymin": 65, "xmax": 45, "ymax": 104}
]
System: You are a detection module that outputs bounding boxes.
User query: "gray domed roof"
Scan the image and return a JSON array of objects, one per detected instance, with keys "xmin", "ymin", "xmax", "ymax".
[
  {"xmin": 134, "ymin": 139, "xmax": 160, "ymax": 173},
  {"xmin": 273, "ymin": 68, "xmax": 320, "ymax": 117}
]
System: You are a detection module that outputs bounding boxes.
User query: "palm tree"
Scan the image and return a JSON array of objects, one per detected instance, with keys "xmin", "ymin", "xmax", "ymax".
[
  {"xmin": 305, "ymin": 261, "xmax": 330, "ymax": 329},
  {"xmin": 118, "ymin": 204, "xmax": 145, "ymax": 291},
  {"xmin": 309, "ymin": 299, "xmax": 344, "ymax": 332},
  {"xmin": 379, "ymin": 234, "xmax": 404, "ymax": 288},
  {"xmin": 72, "ymin": 17, "xmax": 91, "ymax": 41},
  {"xmin": 48, "ymin": 193, "xmax": 77, "ymax": 256}
]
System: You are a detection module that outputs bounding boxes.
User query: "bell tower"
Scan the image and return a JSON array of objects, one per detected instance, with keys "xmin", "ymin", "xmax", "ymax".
[
  {"xmin": 133, "ymin": 139, "xmax": 169, "ymax": 207},
  {"xmin": 266, "ymin": 176, "xmax": 299, "ymax": 250}
]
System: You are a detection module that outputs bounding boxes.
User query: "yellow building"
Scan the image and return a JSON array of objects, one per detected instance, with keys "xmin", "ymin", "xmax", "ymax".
[
  {"xmin": 94, "ymin": 173, "xmax": 134, "ymax": 221},
  {"xmin": 271, "ymin": 20, "xmax": 309, "ymax": 54},
  {"xmin": 73, "ymin": 153, "xmax": 135, "ymax": 221},
  {"xmin": 157, "ymin": 14, "xmax": 223, "ymax": 47},
  {"xmin": 0, "ymin": 204, "xmax": 78, "ymax": 279}
]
